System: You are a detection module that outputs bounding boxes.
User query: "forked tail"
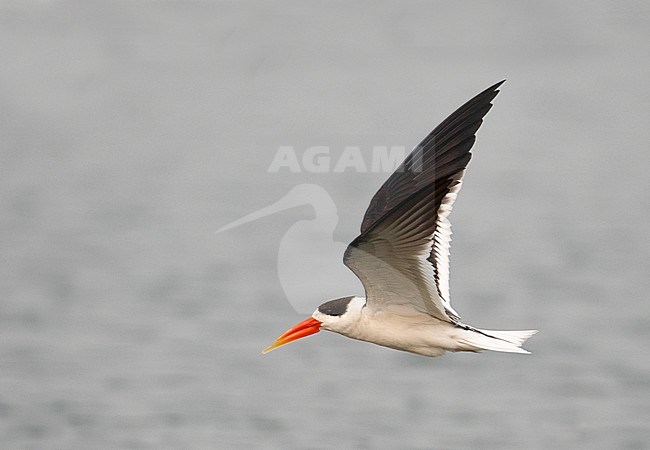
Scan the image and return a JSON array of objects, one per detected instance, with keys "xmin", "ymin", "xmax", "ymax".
[{"xmin": 458, "ymin": 327, "xmax": 538, "ymax": 354}]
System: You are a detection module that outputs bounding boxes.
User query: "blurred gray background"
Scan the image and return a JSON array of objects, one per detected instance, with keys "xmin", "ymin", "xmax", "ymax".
[{"xmin": 1, "ymin": 1, "xmax": 649, "ymax": 448}]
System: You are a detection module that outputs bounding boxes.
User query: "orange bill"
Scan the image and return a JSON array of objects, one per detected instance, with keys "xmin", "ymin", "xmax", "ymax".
[{"xmin": 262, "ymin": 317, "xmax": 322, "ymax": 354}]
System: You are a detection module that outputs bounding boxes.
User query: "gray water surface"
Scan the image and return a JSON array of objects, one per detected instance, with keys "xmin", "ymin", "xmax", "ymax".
[{"xmin": 1, "ymin": 2, "xmax": 649, "ymax": 448}]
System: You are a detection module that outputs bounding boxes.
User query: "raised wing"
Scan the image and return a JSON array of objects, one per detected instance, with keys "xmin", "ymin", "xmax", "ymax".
[
  {"xmin": 360, "ymin": 80, "xmax": 504, "ymax": 234},
  {"xmin": 344, "ymin": 82, "xmax": 503, "ymax": 321}
]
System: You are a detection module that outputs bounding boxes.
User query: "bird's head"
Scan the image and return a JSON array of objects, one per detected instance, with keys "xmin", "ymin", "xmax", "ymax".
[{"xmin": 262, "ymin": 296, "xmax": 365, "ymax": 354}]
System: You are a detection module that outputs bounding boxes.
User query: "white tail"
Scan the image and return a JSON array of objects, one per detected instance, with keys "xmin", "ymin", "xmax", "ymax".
[{"xmin": 458, "ymin": 328, "xmax": 538, "ymax": 354}]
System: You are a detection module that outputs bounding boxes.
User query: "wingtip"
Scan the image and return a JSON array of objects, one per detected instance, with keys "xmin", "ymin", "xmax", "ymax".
[
  {"xmin": 467, "ymin": 80, "xmax": 506, "ymax": 107},
  {"xmin": 485, "ymin": 79, "xmax": 506, "ymax": 94}
]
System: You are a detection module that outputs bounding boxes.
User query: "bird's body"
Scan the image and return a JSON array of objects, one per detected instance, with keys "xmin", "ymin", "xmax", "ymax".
[
  {"xmin": 315, "ymin": 296, "xmax": 458, "ymax": 357},
  {"xmin": 260, "ymin": 81, "xmax": 537, "ymax": 357},
  {"xmin": 312, "ymin": 296, "xmax": 535, "ymax": 357}
]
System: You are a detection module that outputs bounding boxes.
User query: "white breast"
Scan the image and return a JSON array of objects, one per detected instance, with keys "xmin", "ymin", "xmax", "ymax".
[{"xmin": 346, "ymin": 308, "xmax": 461, "ymax": 357}]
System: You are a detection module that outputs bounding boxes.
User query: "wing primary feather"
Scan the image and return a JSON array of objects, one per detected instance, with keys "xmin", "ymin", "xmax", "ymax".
[{"xmin": 359, "ymin": 81, "xmax": 503, "ymax": 234}]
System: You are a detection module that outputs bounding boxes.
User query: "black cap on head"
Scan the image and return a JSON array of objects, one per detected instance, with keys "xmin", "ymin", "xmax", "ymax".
[{"xmin": 318, "ymin": 296, "xmax": 354, "ymax": 317}]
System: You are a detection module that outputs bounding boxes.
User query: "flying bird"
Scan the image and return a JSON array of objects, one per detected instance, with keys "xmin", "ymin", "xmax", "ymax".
[{"xmin": 263, "ymin": 81, "xmax": 537, "ymax": 357}]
